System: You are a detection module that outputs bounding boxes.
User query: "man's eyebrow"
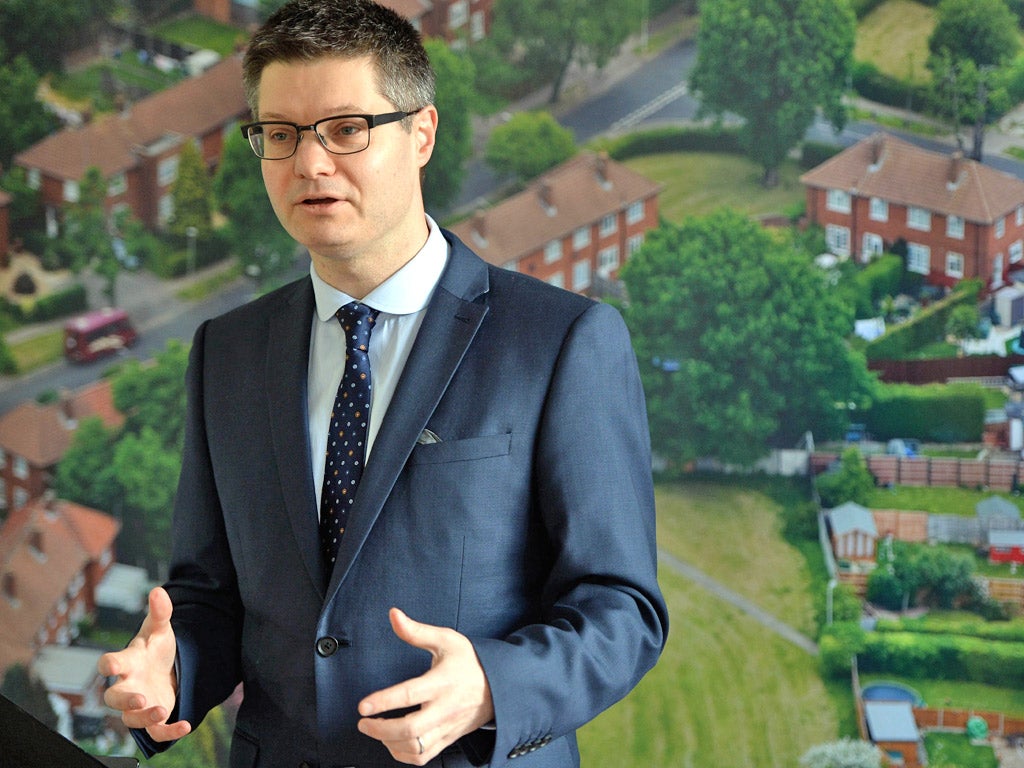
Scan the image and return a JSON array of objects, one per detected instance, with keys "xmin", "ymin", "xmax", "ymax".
[{"xmin": 257, "ymin": 106, "xmax": 367, "ymax": 121}]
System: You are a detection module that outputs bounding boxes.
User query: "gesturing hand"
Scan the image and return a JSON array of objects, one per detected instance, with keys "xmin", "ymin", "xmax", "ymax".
[
  {"xmin": 357, "ymin": 608, "xmax": 495, "ymax": 765},
  {"xmin": 97, "ymin": 587, "xmax": 192, "ymax": 743}
]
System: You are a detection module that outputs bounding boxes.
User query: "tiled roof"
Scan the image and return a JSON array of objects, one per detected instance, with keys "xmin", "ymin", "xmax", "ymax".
[
  {"xmin": 378, "ymin": 0, "xmax": 432, "ymax": 19},
  {"xmin": 0, "ymin": 379, "xmax": 123, "ymax": 467},
  {"xmin": 448, "ymin": 152, "xmax": 663, "ymax": 267},
  {"xmin": 14, "ymin": 54, "xmax": 248, "ymax": 181},
  {"xmin": 800, "ymin": 132, "xmax": 1024, "ymax": 225},
  {"xmin": 0, "ymin": 498, "xmax": 118, "ymax": 673}
]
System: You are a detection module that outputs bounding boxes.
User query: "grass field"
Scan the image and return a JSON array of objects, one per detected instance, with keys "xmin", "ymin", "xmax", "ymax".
[
  {"xmin": 578, "ymin": 482, "xmax": 839, "ymax": 767},
  {"xmin": 854, "ymin": 0, "xmax": 936, "ymax": 85},
  {"xmin": 623, "ymin": 153, "xmax": 805, "ymax": 225},
  {"xmin": 866, "ymin": 484, "xmax": 1023, "ymax": 518}
]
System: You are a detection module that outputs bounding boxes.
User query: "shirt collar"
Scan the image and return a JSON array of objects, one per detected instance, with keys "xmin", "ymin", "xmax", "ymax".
[{"xmin": 311, "ymin": 215, "xmax": 449, "ymax": 322}]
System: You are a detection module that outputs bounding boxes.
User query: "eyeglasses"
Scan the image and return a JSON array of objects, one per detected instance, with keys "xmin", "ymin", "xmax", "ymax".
[{"xmin": 239, "ymin": 109, "xmax": 421, "ymax": 160}]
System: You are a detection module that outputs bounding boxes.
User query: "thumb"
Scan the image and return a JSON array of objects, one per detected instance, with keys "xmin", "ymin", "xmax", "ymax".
[
  {"xmin": 147, "ymin": 587, "xmax": 174, "ymax": 629},
  {"xmin": 388, "ymin": 607, "xmax": 441, "ymax": 653}
]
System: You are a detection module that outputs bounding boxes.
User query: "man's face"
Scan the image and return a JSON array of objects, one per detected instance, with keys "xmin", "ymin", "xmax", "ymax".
[{"xmin": 256, "ymin": 56, "xmax": 436, "ymax": 285}]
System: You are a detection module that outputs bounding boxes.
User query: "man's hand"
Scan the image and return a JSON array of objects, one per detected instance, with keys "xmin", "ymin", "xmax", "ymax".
[
  {"xmin": 97, "ymin": 587, "xmax": 191, "ymax": 742},
  {"xmin": 357, "ymin": 608, "xmax": 495, "ymax": 766}
]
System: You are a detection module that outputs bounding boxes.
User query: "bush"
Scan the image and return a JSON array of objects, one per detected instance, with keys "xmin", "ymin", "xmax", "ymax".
[
  {"xmin": 859, "ymin": 631, "xmax": 1024, "ymax": 687},
  {"xmin": 819, "ymin": 622, "xmax": 867, "ymax": 678},
  {"xmin": 863, "ymin": 382, "xmax": 985, "ymax": 443},
  {"xmin": 865, "ymin": 279, "xmax": 982, "ymax": 360},
  {"xmin": 800, "ymin": 141, "xmax": 843, "ymax": 170},
  {"xmin": 12, "ymin": 273, "xmax": 36, "ymax": 295},
  {"xmin": 598, "ymin": 125, "xmax": 744, "ymax": 161}
]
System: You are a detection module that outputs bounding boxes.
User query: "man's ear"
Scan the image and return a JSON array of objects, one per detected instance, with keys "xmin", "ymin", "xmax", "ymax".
[{"xmin": 414, "ymin": 104, "xmax": 439, "ymax": 168}]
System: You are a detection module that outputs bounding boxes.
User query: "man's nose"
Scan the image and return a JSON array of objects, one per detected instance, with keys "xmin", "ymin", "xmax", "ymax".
[{"xmin": 292, "ymin": 130, "xmax": 336, "ymax": 176}]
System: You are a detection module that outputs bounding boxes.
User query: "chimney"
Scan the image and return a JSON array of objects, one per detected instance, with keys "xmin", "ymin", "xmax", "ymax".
[
  {"xmin": 538, "ymin": 183, "xmax": 556, "ymax": 215},
  {"xmin": 3, "ymin": 572, "xmax": 16, "ymax": 603},
  {"xmin": 868, "ymin": 134, "xmax": 885, "ymax": 170},
  {"xmin": 28, "ymin": 529, "xmax": 43, "ymax": 557},
  {"xmin": 595, "ymin": 151, "xmax": 611, "ymax": 188},
  {"xmin": 948, "ymin": 151, "xmax": 964, "ymax": 189}
]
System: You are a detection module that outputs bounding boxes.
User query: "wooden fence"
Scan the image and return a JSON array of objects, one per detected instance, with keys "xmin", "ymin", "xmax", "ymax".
[{"xmin": 811, "ymin": 452, "xmax": 1024, "ymax": 492}]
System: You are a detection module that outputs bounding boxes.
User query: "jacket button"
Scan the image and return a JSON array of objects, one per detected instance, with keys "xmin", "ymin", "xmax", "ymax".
[{"xmin": 316, "ymin": 636, "xmax": 339, "ymax": 657}]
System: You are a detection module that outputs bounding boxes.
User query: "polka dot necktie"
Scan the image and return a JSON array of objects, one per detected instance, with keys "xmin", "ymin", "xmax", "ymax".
[{"xmin": 320, "ymin": 301, "xmax": 379, "ymax": 582}]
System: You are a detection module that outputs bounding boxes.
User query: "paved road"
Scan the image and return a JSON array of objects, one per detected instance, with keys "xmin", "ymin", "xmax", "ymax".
[{"xmin": 658, "ymin": 549, "xmax": 820, "ymax": 655}]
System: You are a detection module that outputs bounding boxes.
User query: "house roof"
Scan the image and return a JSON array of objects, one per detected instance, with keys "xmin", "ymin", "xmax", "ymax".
[
  {"xmin": 0, "ymin": 379, "xmax": 122, "ymax": 467},
  {"xmin": 448, "ymin": 151, "xmax": 663, "ymax": 267},
  {"xmin": 976, "ymin": 495, "xmax": 1021, "ymax": 520},
  {"xmin": 865, "ymin": 701, "xmax": 920, "ymax": 742},
  {"xmin": 800, "ymin": 132, "xmax": 1024, "ymax": 225},
  {"xmin": 377, "ymin": 0, "xmax": 432, "ymax": 20},
  {"xmin": 14, "ymin": 54, "xmax": 248, "ymax": 181},
  {"xmin": 33, "ymin": 645, "xmax": 104, "ymax": 695},
  {"xmin": 829, "ymin": 501, "xmax": 878, "ymax": 537},
  {"xmin": 989, "ymin": 530, "xmax": 1024, "ymax": 548},
  {"xmin": 0, "ymin": 497, "xmax": 119, "ymax": 674}
]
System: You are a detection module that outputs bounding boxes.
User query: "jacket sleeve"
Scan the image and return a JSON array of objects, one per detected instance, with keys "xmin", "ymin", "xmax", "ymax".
[{"xmin": 469, "ymin": 300, "xmax": 669, "ymax": 766}]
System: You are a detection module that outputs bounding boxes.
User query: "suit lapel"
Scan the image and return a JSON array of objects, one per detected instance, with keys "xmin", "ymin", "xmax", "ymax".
[
  {"xmin": 326, "ymin": 237, "xmax": 490, "ymax": 596},
  {"xmin": 265, "ymin": 278, "xmax": 323, "ymax": 595}
]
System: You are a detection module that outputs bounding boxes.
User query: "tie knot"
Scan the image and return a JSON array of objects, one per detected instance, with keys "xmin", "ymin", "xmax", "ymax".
[{"xmin": 336, "ymin": 301, "xmax": 378, "ymax": 352}]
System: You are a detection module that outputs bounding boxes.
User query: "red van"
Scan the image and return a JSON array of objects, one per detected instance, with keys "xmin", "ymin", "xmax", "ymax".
[{"xmin": 63, "ymin": 308, "xmax": 138, "ymax": 363}]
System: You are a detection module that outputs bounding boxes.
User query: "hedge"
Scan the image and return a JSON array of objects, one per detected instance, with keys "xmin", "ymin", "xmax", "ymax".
[
  {"xmin": 858, "ymin": 631, "xmax": 1024, "ymax": 688},
  {"xmin": 1, "ymin": 282, "xmax": 88, "ymax": 323},
  {"xmin": 875, "ymin": 616, "xmax": 1024, "ymax": 644},
  {"xmin": 863, "ymin": 382, "xmax": 986, "ymax": 443},
  {"xmin": 865, "ymin": 280, "xmax": 982, "ymax": 360},
  {"xmin": 598, "ymin": 125, "xmax": 744, "ymax": 162}
]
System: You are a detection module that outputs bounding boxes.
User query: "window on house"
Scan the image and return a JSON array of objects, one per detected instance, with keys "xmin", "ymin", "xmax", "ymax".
[
  {"xmin": 907, "ymin": 207, "xmax": 931, "ymax": 231},
  {"xmin": 108, "ymin": 173, "xmax": 127, "ymax": 197},
  {"xmin": 826, "ymin": 189, "xmax": 851, "ymax": 213},
  {"xmin": 946, "ymin": 251, "xmax": 964, "ymax": 278},
  {"xmin": 0, "ymin": 478, "xmax": 5, "ymax": 509},
  {"xmin": 626, "ymin": 200, "xmax": 644, "ymax": 225},
  {"xmin": 862, "ymin": 233, "xmax": 883, "ymax": 261},
  {"xmin": 599, "ymin": 214, "xmax": 617, "ymax": 237},
  {"xmin": 572, "ymin": 260, "xmax": 591, "ymax": 291},
  {"xmin": 997, "ymin": 216, "xmax": 1006, "ymax": 239},
  {"xmin": 572, "ymin": 226, "xmax": 591, "ymax": 251},
  {"xmin": 544, "ymin": 240, "xmax": 562, "ymax": 263},
  {"xmin": 63, "ymin": 180, "xmax": 80, "ymax": 203},
  {"xmin": 158, "ymin": 194, "xmax": 174, "ymax": 227},
  {"xmin": 907, "ymin": 243, "xmax": 931, "ymax": 275},
  {"xmin": 14, "ymin": 487, "xmax": 29, "ymax": 511},
  {"xmin": 547, "ymin": 273, "xmax": 565, "ymax": 289},
  {"xmin": 13, "ymin": 456, "xmax": 28, "ymax": 480},
  {"xmin": 598, "ymin": 246, "xmax": 619, "ymax": 275},
  {"xmin": 158, "ymin": 155, "xmax": 179, "ymax": 187},
  {"xmin": 947, "ymin": 215, "xmax": 965, "ymax": 239},
  {"xmin": 27, "ymin": 168, "xmax": 40, "ymax": 189},
  {"xmin": 869, "ymin": 197, "xmax": 888, "ymax": 221},
  {"xmin": 825, "ymin": 224, "xmax": 850, "ymax": 257},
  {"xmin": 627, "ymin": 234, "xmax": 644, "ymax": 255},
  {"xmin": 448, "ymin": 0, "xmax": 469, "ymax": 27},
  {"xmin": 470, "ymin": 10, "xmax": 485, "ymax": 41},
  {"xmin": 1011, "ymin": 240, "xmax": 1023, "ymax": 264},
  {"xmin": 1018, "ymin": 206, "xmax": 1024, "ymax": 227},
  {"xmin": 0, "ymin": 449, "xmax": 5, "ymax": 469}
]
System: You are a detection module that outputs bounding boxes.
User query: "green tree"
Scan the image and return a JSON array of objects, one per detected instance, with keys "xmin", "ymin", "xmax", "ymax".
[
  {"xmin": 0, "ymin": 335, "xmax": 16, "ymax": 376},
  {"xmin": 621, "ymin": 210, "xmax": 875, "ymax": 467},
  {"xmin": 815, "ymin": 447, "xmax": 875, "ymax": 508},
  {"xmin": 484, "ymin": 111, "xmax": 577, "ymax": 182},
  {"xmin": 0, "ymin": 0, "xmax": 114, "ymax": 74},
  {"xmin": 54, "ymin": 417, "xmax": 119, "ymax": 512},
  {"xmin": 0, "ymin": 166, "xmax": 45, "ymax": 248},
  {"xmin": 0, "ymin": 56, "xmax": 60, "ymax": 170},
  {"xmin": 928, "ymin": 0, "xmax": 1020, "ymax": 70},
  {"xmin": 112, "ymin": 339, "xmax": 190, "ymax": 451},
  {"xmin": 423, "ymin": 39, "xmax": 475, "ymax": 213},
  {"xmin": 689, "ymin": 0, "xmax": 855, "ymax": 187},
  {"xmin": 213, "ymin": 130, "xmax": 294, "ymax": 286},
  {"xmin": 487, "ymin": 0, "xmax": 642, "ymax": 103},
  {"xmin": 0, "ymin": 665, "xmax": 58, "ymax": 731},
  {"xmin": 169, "ymin": 140, "xmax": 214, "ymax": 240},
  {"xmin": 945, "ymin": 303, "xmax": 982, "ymax": 343}
]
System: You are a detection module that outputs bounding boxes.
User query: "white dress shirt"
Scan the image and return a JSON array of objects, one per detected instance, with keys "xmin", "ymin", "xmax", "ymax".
[{"xmin": 307, "ymin": 216, "xmax": 449, "ymax": 511}]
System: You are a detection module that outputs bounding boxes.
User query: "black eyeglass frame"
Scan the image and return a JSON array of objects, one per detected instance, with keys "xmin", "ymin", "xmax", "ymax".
[{"xmin": 239, "ymin": 109, "xmax": 422, "ymax": 160}]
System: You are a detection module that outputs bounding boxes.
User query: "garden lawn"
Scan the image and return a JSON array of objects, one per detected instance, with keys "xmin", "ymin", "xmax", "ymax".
[
  {"xmin": 854, "ymin": 0, "xmax": 936, "ymax": 85},
  {"xmin": 152, "ymin": 15, "xmax": 247, "ymax": 57},
  {"xmin": 861, "ymin": 673, "xmax": 1024, "ymax": 717},
  {"xmin": 865, "ymin": 484, "xmax": 1023, "ymax": 518},
  {"xmin": 579, "ymin": 482, "xmax": 839, "ymax": 766},
  {"xmin": 622, "ymin": 153, "xmax": 805, "ymax": 225},
  {"xmin": 9, "ymin": 328, "xmax": 64, "ymax": 373}
]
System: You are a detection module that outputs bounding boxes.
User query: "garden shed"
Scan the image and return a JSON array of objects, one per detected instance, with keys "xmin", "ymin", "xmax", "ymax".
[
  {"xmin": 988, "ymin": 529, "xmax": 1024, "ymax": 565},
  {"xmin": 828, "ymin": 501, "xmax": 878, "ymax": 562},
  {"xmin": 864, "ymin": 701, "xmax": 921, "ymax": 767},
  {"xmin": 976, "ymin": 495, "xmax": 1021, "ymax": 526}
]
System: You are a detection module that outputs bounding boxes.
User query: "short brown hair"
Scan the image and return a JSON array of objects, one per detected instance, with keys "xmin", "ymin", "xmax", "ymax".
[{"xmin": 242, "ymin": 0, "xmax": 435, "ymax": 117}]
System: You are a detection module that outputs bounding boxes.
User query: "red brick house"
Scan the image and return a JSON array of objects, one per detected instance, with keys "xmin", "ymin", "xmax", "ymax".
[
  {"xmin": 0, "ymin": 496, "xmax": 120, "ymax": 679},
  {"xmin": 14, "ymin": 55, "xmax": 248, "ymax": 233},
  {"xmin": 800, "ymin": 133, "xmax": 1024, "ymax": 293},
  {"xmin": 448, "ymin": 152, "xmax": 662, "ymax": 296},
  {"xmin": 0, "ymin": 380, "xmax": 124, "ymax": 515}
]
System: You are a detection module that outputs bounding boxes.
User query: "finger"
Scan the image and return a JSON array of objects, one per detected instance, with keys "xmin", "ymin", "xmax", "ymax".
[
  {"xmin": 147, "ymin": 586, "xmax": 174, "ymax": 629},
  {"xmin": 388, "ymin": 608, "xmax": 452, "ymax": 656},
  {"xmin": 358, "ymin": 675, "xmax": 431, "ymax": 718},
  {"xmin": 97, "ymin": 650, "xmax": 124, "ymax": 678},
  {"xmin": 145, "ymin": 719, "xmax": 192, "ymax": 743}
]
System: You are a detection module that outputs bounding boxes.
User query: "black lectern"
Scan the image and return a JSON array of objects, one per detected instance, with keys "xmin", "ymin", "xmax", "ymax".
[{"xmin": 0, "ymin": 693, "xmax": 139, "ymax": 768}]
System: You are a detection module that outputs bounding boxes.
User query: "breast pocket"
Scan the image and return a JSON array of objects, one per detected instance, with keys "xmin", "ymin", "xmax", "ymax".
[{"xmin": 407, "ymin": 432, "xmax": 512, "ymax": 466}]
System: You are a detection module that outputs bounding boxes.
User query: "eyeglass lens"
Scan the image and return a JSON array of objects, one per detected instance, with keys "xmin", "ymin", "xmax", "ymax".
[{"xmin": 248, "ymin": 116, "xmax": 371, "ymax": 159}]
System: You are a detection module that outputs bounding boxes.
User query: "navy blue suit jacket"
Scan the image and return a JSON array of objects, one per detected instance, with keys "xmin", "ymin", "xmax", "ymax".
[{"xmin": 150, "ymin": 232, "xmax": 667, "ymax": 767}]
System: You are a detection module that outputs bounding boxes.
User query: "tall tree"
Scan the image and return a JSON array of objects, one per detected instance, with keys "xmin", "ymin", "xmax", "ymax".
[
  {"xmin": 422, "ymin": 39, "xmax": 475, "ymax": 214},
  {"xmin": 689, "ymin": 0, "xmax": 855, "ymax": 187},
  {"xmin": 168, "ymin": 140, "xmax": 214, "ymax": 239},
  {"xmin": 488, "ymin": 0, "xmax": 641, "ymax": 103},
  {"xmin": 0, "ymin": 0, "xmax": 114, "ymax": 74},
  {"xmin": 213, "ymin": 130, "xmax": 294, "ymax": 287},
  {"xmin": 621, "ymin": 210, "xmax": 875, "ymax": 467},
  {"xmin": 0, "ymin": 56, "xmax": 60, "ymax": 170},
  {"xmin": 484, "ymin": 111, "xmax": 577, "ymax": 182}
]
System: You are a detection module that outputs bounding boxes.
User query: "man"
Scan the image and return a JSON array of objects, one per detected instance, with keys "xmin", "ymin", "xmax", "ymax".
[{"xmin": 98, "ymin": 1, "xmax": 667, "ymax": 766}]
